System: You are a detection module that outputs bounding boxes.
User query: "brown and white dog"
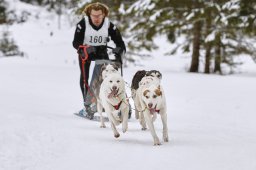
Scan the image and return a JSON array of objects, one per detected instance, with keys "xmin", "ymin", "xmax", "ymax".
[
  {"xmin": 131, "ymin": 70, "xmax": 162, "ymax": 119},
  {"xmin": 97, "ymin": 71, "xmax": 129, "ymax": 138},
  {"xmin": 133, "ymin": 70, "xmax": 168, "ymax": 145}
]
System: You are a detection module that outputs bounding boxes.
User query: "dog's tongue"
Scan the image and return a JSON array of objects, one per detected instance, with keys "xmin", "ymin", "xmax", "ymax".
[
  {"xmin": 108, "ymin": 89, "xmax": 118, "ymax": 98},
  {"xmin": 149, "ymin": 108, "xmax": 155, "ymax": 114}
]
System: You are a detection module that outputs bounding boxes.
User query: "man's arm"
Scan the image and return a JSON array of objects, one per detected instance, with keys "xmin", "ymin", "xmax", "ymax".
[
  {"xmin": 72, "ymin": 18, "xmax": 86, "ymax": 50},
  {"xmin": 109, "ymin": 22, "xmax": 126, "ymax": 52}
]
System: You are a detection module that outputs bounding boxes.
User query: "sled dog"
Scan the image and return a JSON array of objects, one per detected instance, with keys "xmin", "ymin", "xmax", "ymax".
[
  {"xmin": 97, "ymin": 72, "xmax": 129, "ymax": 138},
  {"xmin": 133, "ymin": 70, "xmax": 168, "ymax": 145},
  {"xmin": 131, "ymin": 70, "xmax": 162, "ymax": 119},
  {"xmin": 93, "ymin": 63, "xmax": 119, "ymax": 105}
]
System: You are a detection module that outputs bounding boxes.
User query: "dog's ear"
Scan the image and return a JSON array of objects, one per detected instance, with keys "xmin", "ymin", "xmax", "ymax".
[
  {"xmin": 157, "ymin": 71, "xmax": 162, "ymax": 79},
  {"xmin": 155, "ymin": 86, "xmax": 162, "ymax": 96},
  {"xmin": 111, "ymin": 63, "xmax": 119, "ymax": 71}
]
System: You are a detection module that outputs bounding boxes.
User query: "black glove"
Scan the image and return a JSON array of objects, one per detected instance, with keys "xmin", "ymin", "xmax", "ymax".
[
  {"xmin": 77, "ymin": 48, "xmax": 85, "ymax": 59},
  {"xmin": 78, "ymin": 46, "xmax": 96, "ymax": 60},
  {"xmin": 112, "ymin": 47, "xmax": 123, "ymax": 58},
  {"xmin": 113, "ymin": 47, "xmax": 124, "ymax": 64}
]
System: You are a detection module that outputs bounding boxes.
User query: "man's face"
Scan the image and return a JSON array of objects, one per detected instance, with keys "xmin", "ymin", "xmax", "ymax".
[{"xmin": 90, "ymin": 9, "xmax": 105, "ymax": 27}]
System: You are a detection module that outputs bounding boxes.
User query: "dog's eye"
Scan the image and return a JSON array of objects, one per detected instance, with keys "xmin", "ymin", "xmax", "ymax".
[
  {"xmin": 110, "ymin": 80, "xmax": 113, "ymax": 83},
  {"xmin": 146, "ymin": 96, "xmax": 149, "ymax": 99},
  {"xmin": 117, "ymin": 80, "xmax": 120, "ymax": 83},
  {"xmin": 153, "ymin": 95, "xmax": 157, "ymax": 98}
]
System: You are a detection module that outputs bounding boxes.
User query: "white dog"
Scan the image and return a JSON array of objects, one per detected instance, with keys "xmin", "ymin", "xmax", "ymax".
[
  {"xmin": 92, "ymin": 63, "xmax": 119, "ymax": 102},
  {"xmin": 134, "ymin": 71, "xmax": 168, "ymax": 145},
  {"xmin": 97, "ymin": 72, "xmax": 129, "ymax": 138}
]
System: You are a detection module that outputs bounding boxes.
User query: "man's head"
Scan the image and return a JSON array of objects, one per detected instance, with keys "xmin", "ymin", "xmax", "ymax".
[{"xmin": 84, "ymin": 2, "xmax": 109, "ymax": 27}]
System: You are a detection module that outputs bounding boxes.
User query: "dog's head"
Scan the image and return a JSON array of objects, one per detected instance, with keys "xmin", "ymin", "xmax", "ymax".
[
  {"xmin": 101, "ymin": 63, "xmax": 119, "ymax": 79},
  {"xmin": 146, "ymin": 70, "xmax": 162, "ymax": 80},
  {"xmin": 142, "ymin": 85, "xmax": 163, "ymax": 113},
  {"xmin": 139, "ymin": 76, "xmax": 155, "ymax": 87},
  {"xmin": 104, "ymin": 73, "xmax": 125, "ymax": 98}
]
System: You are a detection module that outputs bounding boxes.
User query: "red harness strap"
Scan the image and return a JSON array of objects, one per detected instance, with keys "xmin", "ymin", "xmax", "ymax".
[
  {"xmin": 79, "ymin": 45, "xmax": 95, "ymax": 103},
  {"xmin": 155, "ymin": 109, "xmax": 160, "ymax": 113},
  {"xmin": 113, "ymin": 101, "xmax": 123, "ymax": 110}
]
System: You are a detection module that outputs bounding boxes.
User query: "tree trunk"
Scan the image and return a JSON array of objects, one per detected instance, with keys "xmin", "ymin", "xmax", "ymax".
[
  {"xmin": 189, "ymin": 20, "xmax": 202, "ymax": 72},
  {"xmin": 205, "ymin": 43, "xmax": 212, "ymax": 73},
  {"xmin": 204, "ymin": 8, "xmax": 212, "ymax": 74},
  {"xmin": 214, "ymin": 32, "xmax": 222, "ymax": 74}
]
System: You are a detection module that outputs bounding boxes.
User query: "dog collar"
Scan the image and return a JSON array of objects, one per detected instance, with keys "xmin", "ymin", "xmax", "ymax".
[{"xmin": 155, "ymin": 109, "xmax": 160, "ymax": 113}]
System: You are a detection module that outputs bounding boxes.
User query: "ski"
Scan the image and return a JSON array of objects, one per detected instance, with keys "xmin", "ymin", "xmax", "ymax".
[{"xmin": 74, "ymin": 112, "xmax": 109, "ymax": 122}]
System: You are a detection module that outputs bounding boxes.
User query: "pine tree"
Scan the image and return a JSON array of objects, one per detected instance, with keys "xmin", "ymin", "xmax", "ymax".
[{"xmin": 0, "ymin": 0, "xmax": 7, "ymax": 24}]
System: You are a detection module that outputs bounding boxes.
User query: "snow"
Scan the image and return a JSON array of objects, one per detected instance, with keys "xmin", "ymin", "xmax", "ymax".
[{"xmin": 1, "ymin": 1, "xmax": 256, "ymax": 170}]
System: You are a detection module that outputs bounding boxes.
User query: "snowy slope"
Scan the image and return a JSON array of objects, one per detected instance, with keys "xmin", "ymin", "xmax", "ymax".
[{"xmin": 1, "ymin": 1, "xmax": 256, "ymax": 170}]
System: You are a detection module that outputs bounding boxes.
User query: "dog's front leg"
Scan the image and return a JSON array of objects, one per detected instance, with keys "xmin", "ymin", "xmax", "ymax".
[
  {"xmin": 132, "ymin": 90, "xmax": 139, "ymax": 120},
  {"xmin": 121, "ymin": 104, "xmax": 129, "ymax": 133},
  {"xmin": 139, "ymin": 112, "xmax": 147, "ymax": 130},
  {"xmin": 143, "ymin": 110, "xmax": 160, "ymax": 145},
  {"xmin": 97, "ymin": 102, "xmax": 106, "ymax": 128},
  {"xmin": 111, "ymin": 122, "xmax": 120, "ymax": 138},
  {"xmin": 160, "ymin": 110, "xmax": 169, "ymax": 142},
  {"xmin": 105, "ymin": 108, "xmax": 121, "ymax": 126}
]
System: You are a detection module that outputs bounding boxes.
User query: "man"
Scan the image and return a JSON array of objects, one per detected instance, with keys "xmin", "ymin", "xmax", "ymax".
[{"xmin": 72, "ymin": 2, "xmax": 126, "ymax": 118}]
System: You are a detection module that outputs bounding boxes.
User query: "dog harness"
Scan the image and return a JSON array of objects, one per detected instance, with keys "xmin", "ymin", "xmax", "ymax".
[
  {"xmin": 154, "ymin": 109, "xmax": 160, "ymax": 113},
  {"xmin": 112, "ymin": 101, "xmax": 123, "ymax": 110}
]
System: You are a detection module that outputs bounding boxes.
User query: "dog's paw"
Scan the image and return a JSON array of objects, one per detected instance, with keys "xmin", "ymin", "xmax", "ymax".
[
  {"xmin": 153, "ymin": 137, "xmax": 161, "ymax": 146},
  {"xmin": 163, "ymin": 136, "xmax": 169, "ymax": 142},
  {"xmin": 100, "ymin": 124, "xmax": 106, "ymax": 128},
  {"xmin": 154, "ymin": 143, "xmax": 161, "ymax": 146},
  {"xmin": 163, "ymin": 133, "xmax": 169, "ymax": 142},
  {"xmin": 122, "ymin": 127, "xmax": 128, "ymax": 133},
  {"xmin": 114, "ymin": 133, "xmax": 120, "ymax": 138},
  {"xmin": 141, "ymin": 127, "xmax": 147, "ymax": 131}
]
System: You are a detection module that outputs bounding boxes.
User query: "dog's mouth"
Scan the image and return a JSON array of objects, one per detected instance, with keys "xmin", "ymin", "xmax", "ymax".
[
  {"xmin": 149, "ymin": 108, "xmax": 155, "ymax": 114},
  {"xmin": 108, "ymin": 88, "xmax": 119, "ymax": 98},
  {"xmin": 148, "ymin": 104, "xmax": 158, "ymax": 114}
]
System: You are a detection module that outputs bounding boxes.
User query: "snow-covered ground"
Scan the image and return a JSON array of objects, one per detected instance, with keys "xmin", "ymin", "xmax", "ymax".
[{"xmin": 1, "ymin": 1, "xmax": 256, "ymax": 170}]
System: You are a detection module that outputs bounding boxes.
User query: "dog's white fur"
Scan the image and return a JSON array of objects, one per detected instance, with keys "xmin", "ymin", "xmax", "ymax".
[
  {"xmin": 97, "ymin": 72, "xmax": 129, "ymax": 138},
  {"xmin": 134, "ymin": 75, "xmax": 168, "ymax": 145}
]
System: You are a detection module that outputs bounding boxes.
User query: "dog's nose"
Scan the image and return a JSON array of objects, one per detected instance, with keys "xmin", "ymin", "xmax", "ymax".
[
  {"xmin": 112, "ymin": 86, "xmax": 117, "ymax": 90},
  {"xmin": 148, "ymin": 103, "xmax": 153, "ymax": 108}
]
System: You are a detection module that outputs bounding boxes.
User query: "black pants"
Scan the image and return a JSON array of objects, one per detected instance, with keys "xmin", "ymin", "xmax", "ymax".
[{"xmin": 78, "ymin": 56, "xmax": 91, "ymax": 102}]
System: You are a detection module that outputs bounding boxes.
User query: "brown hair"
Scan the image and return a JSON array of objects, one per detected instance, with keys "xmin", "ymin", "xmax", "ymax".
[{"xmin": 83, "ymin": 2, "xmax": 109, "ymax": 17}]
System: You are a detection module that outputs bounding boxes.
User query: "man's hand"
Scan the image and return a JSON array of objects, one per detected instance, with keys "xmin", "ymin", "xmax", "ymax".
[
  {"xmin": 77, "ymin": 48, "xmax": 85, "ymax": 59},
  {"xmin": 112, "ymin": 47, "xmax": 123, "ymax": 58},
  {"xmin": 113, "ymin": 47, "xmax": 124, "ymax": 64},
  {"xmin": 78, "ymin": 46, "xmax": 96, "ymax": 60}
]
